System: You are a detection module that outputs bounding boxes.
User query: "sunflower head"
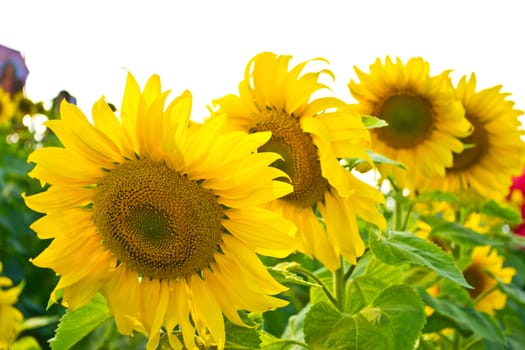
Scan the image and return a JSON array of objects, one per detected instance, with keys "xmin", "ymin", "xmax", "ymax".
[
  {"xmin": 424, "ymin": 74, "xmax": 525, "ymax": 200},
  {"xmin": 214, "ymin": 52, "xmax": 386, "ymax": 271},
  {"xmin": 463, "ymin": 246, "xmax": 515, "ymax": 315},
  {"xmin": 349, "ymin": 56, "xmax": 472, "ymax": 189},
  {"xmin": 0, "ymin": 262, "xmax": 24, "ymax": 348},
  {"xmin": 24, "ymin": 72, "xmax": 298, "ymax": 350}
]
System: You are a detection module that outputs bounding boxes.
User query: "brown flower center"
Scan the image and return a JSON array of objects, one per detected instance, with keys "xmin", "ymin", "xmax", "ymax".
[
  {"xmin": 250, "ymin": 108, "xmax": 329, "ymax": 208},
  {"xmin": 93, "ymin": 158, "xmax": 224, "ymax": 279},
  {"xmin": 374, "ymin": 93, "xmax": 434, "ymax": 148},
  {"xmin": 463, "ymin": 262, "xmax": 487, "ymax": 299},
  {"xmin": 449, "ymin": 115, "xmax": 487, "ymax": 172}
]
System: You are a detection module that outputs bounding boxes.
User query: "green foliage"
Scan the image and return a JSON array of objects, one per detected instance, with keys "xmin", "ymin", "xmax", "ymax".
[
  {"xmin": 49, "ymin": 294, "xmax": 111, "ymax": 350},
  {"xmin": 418, "ymin": 288, "xmax": 504, "ymax": 343},
  {"xmin": 479, "ymin": 200, "xmax": 522, "ymax": 225},
  {"xmin": 303, "ymin": 285, "xmax": 425, "ymax": 350},
  {"xmin": 224, "ymin": 313, "xmax": 263, "ymax": 350},
  {"xmin": 361, "ymin": 115, "xmax": 388, "ymax": 129},
  {"xmin": 369, "ymin": 230, "xmax": 471, "ymax": 288}
]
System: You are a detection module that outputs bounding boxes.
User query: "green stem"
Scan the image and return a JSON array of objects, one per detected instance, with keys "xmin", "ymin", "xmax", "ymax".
[
  {"xmin": 289, "ymin": 266, "xmax": 338, "ymax": 309},
  {"xmin": 394, "ymin": 192, "xmax": 403, "ymax": 231},
  {"xmin": 333, "ymin": 257, "xmax": 346, "ymax": 311},
  {"xmin": 343, "ymin": 263, "xmax": 356, "ymax": 283},
  {"xmin": 452, "ymin": 329, "xmax": 462, "ymax": 350},
  {"xmin": 401, "ymin": 202, "xmax": 414, "ymax": 232}
]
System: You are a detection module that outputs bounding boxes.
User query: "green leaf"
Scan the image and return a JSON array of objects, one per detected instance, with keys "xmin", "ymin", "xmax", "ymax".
[
  {"xmin": 269, "ymin": 262, "xmax": 322, "ymax": 288},
  {"xmin": 370, "ymin": 231, "xmax": 471, "ymax": 288},
  {"xmin": 264, "ymin": 305, "xmax": 310, "ymax": 350},
  {"xmin": 225, "ymin": 312, "xmax": 263, "ymax": 350},
  {"xmin": 304, "ymin": 285, "xmax": 425, "ymax": 350},
  {"xmin": 418, "ymin": 288, "xmax": 504, "ymax": 343},
  {"xmin": 343, "ymin": 150, "xmax": 406, "ymax": 170},
  {"xmin": 479, "ymin": 200, "xmax": 522, "ymax": 224},
  {"xmin": 21, "ymin": 315, "xmax": 60, "ymax": 331},
  {"xmin": 425, "ymin": 218, "xmax": 499, "ymax": 247},
  {"xmin": 49, "ymin": 293, "xmax": 111, "ymax": 350},
  {"xmin": 11, "ymin": 336, "xmax": 42, "ymax": 350},
  {"xmin": 346, "ymin": 255, "xmax": 405, "ymax": 313},
  {"xmin": 345, "ymin": 276, "xmax": 388, "ymax": 314},
  {"xmin": 498, "ymin": 279, "xmax": 525, "ymax": 306},
  {"xmin": 362, "ymin": 115, "xmax": 388, "ymax": 129}
]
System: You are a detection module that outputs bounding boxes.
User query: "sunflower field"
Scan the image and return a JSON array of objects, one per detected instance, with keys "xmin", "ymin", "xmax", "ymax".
[{"xmin": 1, "ymin": 45, "xmax": 525, "ymax": 350}]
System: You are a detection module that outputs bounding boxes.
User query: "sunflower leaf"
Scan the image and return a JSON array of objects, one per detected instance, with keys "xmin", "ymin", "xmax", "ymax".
[
  {"xmin": 49, "ymin": 293, "xmax": 111, "ymax": 350},
  {"xmin": 418, "ymin": 288, "xmax": 504, "ymax": 343},
  {"xmin": 369, "ymin": 230, "xmax": 471, "ymax": 288},
  {"xmin": 479, "ymin": 200, "xmax": 522, "ymax": 224},
  {"xmin": 303, "ymin": 285, "xmax": 425, "ymax": 350},
  {"xmin": 362, "ymin": 115, "xmax": 388, "ymax": 129},
  {"xmin": 269, "ymin": 262, "xmax": 322, "ymax": 288},
  {"xmin": 343, "ymin": 150, "xmax": 407, "ymax": 171},
  {"xmin": 426, "ymin": 218, "xmax": 501, "ymax": 247},
  {"xmin": 224, "ymin": 312, "xmax": 263, "ymax": 349}
]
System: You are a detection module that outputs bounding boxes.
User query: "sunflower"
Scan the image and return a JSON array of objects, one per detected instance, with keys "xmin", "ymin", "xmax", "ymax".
[
  {"xmin": 0, "ymin": 88, "xmax": 15, "ymax": 126},
  {"xmin": 24, "ymin": 73, "xmax": 297, "ymax": 350},
  {"xmin": 348, "ymin": 56, "xmax": 472, "ymax": 189},
  {"xmin": 212, "ymin": 52, "xmax": 386, "ymax": 271},
  {"xmin": 462, "ymin": 246, "xmax": 515, "ymax": 315},
  {"xmin": 0, "ymin": 262, "xmax": 23, "ymax": 348},
  {"xmin": 423, "ymin": 74, "xmax": 525, "ymax": 201}
]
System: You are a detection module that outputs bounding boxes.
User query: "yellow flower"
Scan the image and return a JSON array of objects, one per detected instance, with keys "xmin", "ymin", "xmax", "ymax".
[
  {"xmin": 423, "ymin": 75, "xmax": 525, "ymax": 201},
  {"xmin": 349, "ymin": 57, "xmax": 472, "ymax": 189},
  {"xmin": 0, "ymin": 88, "xmax": 15, "ymax": 126},
  {"xmin": 213, "ymin": 52, "xmax": 385, "ymax": 271},
  {"xmin": 0, "ymin": 262, "xmax": 23, "ymax": 349},
  {"xmin": 24, "ymin": 73, "xmax": 297, "ymax": 350},
  {"xmin": 463, "ymin": 246, "xmax": 515, "ymax": 315}
]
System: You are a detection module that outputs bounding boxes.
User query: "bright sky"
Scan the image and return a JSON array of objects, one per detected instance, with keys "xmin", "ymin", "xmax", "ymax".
[{"xmin": 2, "ymin": 0, "xmax": 525, "ymax": 121}]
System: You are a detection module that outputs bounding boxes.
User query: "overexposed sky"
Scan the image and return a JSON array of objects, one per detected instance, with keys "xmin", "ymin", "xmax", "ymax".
[{"xmin": 2, "ymin": 0, "xmax": 525, "ymax": 120}]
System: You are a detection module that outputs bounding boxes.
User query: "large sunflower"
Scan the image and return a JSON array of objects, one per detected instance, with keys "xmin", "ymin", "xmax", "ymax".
[
  {"xmin": 424, "ymin": 74, "xmax": 525, "ymax": 200},
  {"xmin": 463, "ymin": 246, "xmax": 515, "ymax": 315},
  {"xmin": 348, "ymin": 56, "xmax": 472, "ymax": 189},
  {"xmin": 0, "ymin": 262, "xmax": 23, "ymax": 348},
  {"xmin": 24, "ymin": 73, "xmax": 297, "ymax": 350},
  {"xmin": 212, "ymin": 52, "xmax": 386, "ymax": 271}
]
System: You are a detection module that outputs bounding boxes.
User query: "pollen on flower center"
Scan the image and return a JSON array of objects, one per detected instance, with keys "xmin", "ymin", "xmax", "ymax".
[
  {"xmin": 93, "ymin": 158, "xmax": 224, "ymax": 279},
  {"xmin": 449, "ymin": 115, "xmax": 487, "ymax": 172},
  {"xmin": 250, "ymin": 108, "xmax": 329, "ymax": 208},
  {"xmin": 374, "ymin": 93, "xmax": 434, "ymax": 148}
]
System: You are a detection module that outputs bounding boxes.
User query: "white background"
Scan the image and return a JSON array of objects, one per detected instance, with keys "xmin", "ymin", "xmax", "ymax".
[{"xmin": 1, "ymin": 0, "xmax": 524, "ymax": 121}]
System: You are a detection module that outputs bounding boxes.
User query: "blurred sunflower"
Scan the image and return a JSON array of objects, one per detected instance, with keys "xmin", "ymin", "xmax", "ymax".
[
  {"xmin": 424, "ymin": 75, "xmax": 525, "ymax": 200},
  {"xmin": 463, "ymin": 246, "xmax": 515, "ymax": 315},
  {"xmin": 0, "ymin": 88, "xmax": 15, "ymax": 126},
  {"xmin": 24, "ymin": 73, "xmax": 297, "ymax": 350},
  {"xmin": 212, "ymin": 52, "xmax": 385, "ymax": 271},
  {"xmin": 0, "ymin": 262, "xmax": 23, "ymax": 348},
  {"xmin": 348, "ymin": 56, "xmax": 472, "ymax": 189}
]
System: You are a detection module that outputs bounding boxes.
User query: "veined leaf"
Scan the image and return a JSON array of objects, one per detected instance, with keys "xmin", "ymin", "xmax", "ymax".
[
  {"xmin": 49, "ymin": 293, "xmax": 111, "ymax": 350},
  {"xmin": 304, "ymin": 285, "xmax": 425, "ymax": 350},
  {"xmin": 370, "ymin": 231, "xmax": 471, "ymax": 288}
]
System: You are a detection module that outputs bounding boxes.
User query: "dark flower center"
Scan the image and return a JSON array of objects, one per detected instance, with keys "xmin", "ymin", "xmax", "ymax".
[
  {"xmin": 93, "ymin": 159, "xmax": 224, "ymax": 279},
  {"xmin": 251, "ymin": 108, "xmax": 329, "ymax": 208},
  {"xmin": 374, "ymin": 93, "xmax": 434, "ymax": 148}
]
